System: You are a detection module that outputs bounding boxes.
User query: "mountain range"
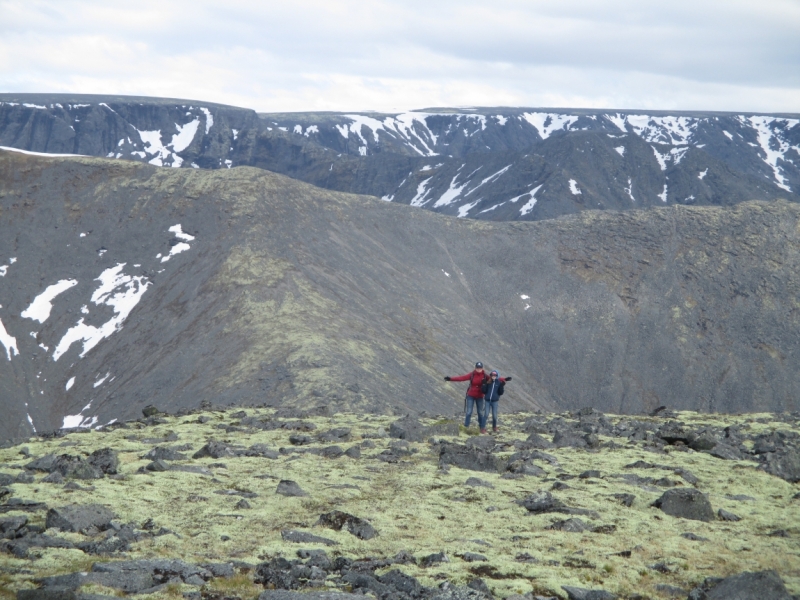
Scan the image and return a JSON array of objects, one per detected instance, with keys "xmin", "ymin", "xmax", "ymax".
[{"xmin": 1, "ymin": 94, "xmax": 798, "ymax": 222}]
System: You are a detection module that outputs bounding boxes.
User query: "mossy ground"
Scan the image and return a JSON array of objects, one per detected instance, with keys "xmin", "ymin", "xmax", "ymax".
[{"xmin": 1, "ymin": 409, "xmax": 798, "ymax": 599}]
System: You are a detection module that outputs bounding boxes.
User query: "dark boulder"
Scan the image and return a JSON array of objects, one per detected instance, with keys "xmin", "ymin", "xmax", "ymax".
[
  {"xmin": 193, "ymin": 441, "xmax": 237, "ymax": 459},
  {"xmin": 389, "ymin": 416, "xmax": 426, "ymax": 442},
  {"xmin": 289, "ymin": 434, "xmax": 312, "ymax": 446},
  {"xmin": 276, "ymin": 480, "xmax": 308, "ymax": 497},
  {"xmin": 419, "ymin": 552, "xmax": 449, "ymax": 567},
  {"xmin": 25, "ymin": 454, "xmax": 59, "ymax": 472},
  {"xmin": 141, "ymin": 405, "xmax": 161, "ymax": 417},
  {"xmin": 718, "ymin": 509, "xmax": 741, "ymax": 522},
  {"xmin": 465, "ymin": 477, "xmax": 493, "ymax": 488},
  {"xmin": 561, "ymin": 586, "xmax": 616, "ymax": 600},
  {"xmin": 525, "ymin": 433, "xmax": 555, "ymax": 449},
  {"xmin": 687, "ymin": 570, "xmax": 791, "ymax": 599},
  {"xmin": 689, "ymin": 433, "xmax": 718, "ymax": 451},
  {"xmin": 257, "ymin": 592, "xmax": 363, "ymax": 600},
  {"xmin": 517, "ymin": 491, "xmax": 565, "ymax": 513},
  {"xmin": 87, "ymin": 449, "xmax": 118, "ymax": 475},
  {"xmin": 245, "ymin": 444, "xmax": 279, "ymax": 459},
  {"xmin": 45, "ymin": 505, "xmax": 115, "ymax": 533},
  {"xmin": 710, "ymin": 443, "xmax": 744, "ymax": 461},
  {"xmin": 318, "ymin": 428, "xmax": 351, "ymax": 443},
  {"xmin": 546, "ymin": 518, "xmax": 588, "ymax": 533},
  {"xmin": 344, "ymin": 446, "xmax": 361, "ymax": 459},
  {"xmin": 316, "ymin": 511, "xmax": 376, "ymax": 540},
  {"xmin": 761, "ymin": 448, "xmax": 800, "ymax": 483},
  {"xmin": 439, "ymin": 443, "xmax": 507, "ymax": 473},
  {"xmin": 653, "ymin": 489, "xmax": 714, "ymax": 521},
  {"xmin": 280, "ymin": 530, "xmax": 338, "ymax": 546},
  {"xmin": 378, "ymin": 569, "xmax": 428, "ymax": 598},
  {"xmin": 143, "ymin": 447, "xmax": 188, "ymax": 461}
]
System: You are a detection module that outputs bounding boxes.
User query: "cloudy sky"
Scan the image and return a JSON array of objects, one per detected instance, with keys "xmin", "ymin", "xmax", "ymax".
[{"xmin": 1, "ymin": 0, "xmax": 799, "ymax": 113}]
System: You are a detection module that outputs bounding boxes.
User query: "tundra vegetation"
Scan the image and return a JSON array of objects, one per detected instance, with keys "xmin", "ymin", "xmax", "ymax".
[{"xmin": 0, "ymin": 405, "xmax": 798, "ymax": 600}]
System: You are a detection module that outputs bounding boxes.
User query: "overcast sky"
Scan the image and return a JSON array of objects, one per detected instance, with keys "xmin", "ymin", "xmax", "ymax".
[{"xmin": 1, "ymin": 0, "xmax": 799, "ymax": 113}]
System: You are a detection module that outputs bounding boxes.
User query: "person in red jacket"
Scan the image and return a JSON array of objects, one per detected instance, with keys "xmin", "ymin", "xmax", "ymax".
[{"xmin": 445, "ymin": 362, "xmax": 489, "ymax": 433}]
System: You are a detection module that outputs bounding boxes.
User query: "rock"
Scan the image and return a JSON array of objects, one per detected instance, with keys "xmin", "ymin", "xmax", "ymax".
[
  {"xmin": 280, "ymin": 530, "xmax": 338, "ymax": 546},
  {"xmin": 551, "ymin": 481, "xmax": 570, "ymax": 491},
  {"xmin": 459, "ymin": 553, "xmax": 487, "ymax": 562},
  {"xmin": 761, "ymin": 448, "xmax": 800, "ymax": 483},
  {"xmin": 579, "ymin": 470, "xmax": 601, "ymax": 479},
  {"xmin": 193, "ymin": 441, "xmax": 237, "ymax": 459},
  {"xmin": 546, "ymin": 518, "xmax": 588, "ymax": 533},
  {"xmin": 145, "ymin": 460, "xmax": 170, "ymax": 472},
  {"xmin": 25, "ymin": 454, "xmax": 59, "ymax": 472},
  {"xmin": 552, "ymin": 430, "xmax": 588, "ymax": 448},
  {"xmin": 653, "ymin": 489, "xmax": 714, "ymax": 522},
  {"xmin": 465, "ymin": 477, "xmax": 493, "ymax": 488},
  {"xmin": 289, "ymin": 434, "xmax": 312, "ymax": 446},
  {"xmin": 710, "ymin": 443, "xmax": 743, "ymax": 460},
  {"xmin": 42, "ymin": 471, "xmax": 65, "ymax": 484},
  {"xmin": 245, "ymin": 444, "xmax": 279, "ymax": 459},
  {"xmin": 507, "ymin": 460, "xmax": 546, "ymax": 477},
  {"xmin": 517, "ymin": 491, "xmax": 566, "ymax": 513},
  {"xmin": 318, "ymin": 428, "xmax": 351, "ymax": 442},
  {"xmin": 389, "ymin": 416, "xmax": 427, "ymax": 441},
  {"xmin": 0, "ymin": 515, "xmax": 27, "ymax": 537},
  {"xmin": 254, "ymin": 557, "xmax": 303, "ymax": 590},
  {"xmin": 319, "ymin": 446, "xmax": 344, "ymax": 459},
  {"xmin": 144, "ymin": 447, "xmax": 188, "ymax": 461},
  {"xmin": 718, "ymin": 508, "xmax": 741, "ymax": 522},
  {"xmin": 439, "ymin": 443, "xmax": 507, "ymax": 473},
  {"xmin": 379, "ymin": 569, "xmax": 428, "ymax": 598},
  {"xmin": 257, "ymin": 592, "xmax": 363, "ymax": 600},
  {"xmin": 525, "ymin": 433, "xmax": 555, "ymax": 449},
  {"xmin": 561, "ymin": 586, "xmax": 616, "ymax": 600},
  {"xmin": 3, "ymin": 534, "xmax": 75, "ymax": 558},
  {"xmin": 419, "ymin": 552, "xmax": 449, "ymax": 567},
  {"xmin": 235, "ymin": 499, "xmax": 251, "ymax": 509},
  {"xmin": 689, "ymin": 433, "xmax": 718, "ymax": 451},
  {"xmin": 316, "ymin": 511, "xmax": 376, "ymax": 540},
  {"xmin": 276, "ymin": 480, "xmax": 308, "ymax": 497},
  {"xmin": 46, "ymin": 504, "xmax": 115, "ymax": 533},
  {"xmin": 344, "ymin": 446, "xmax": 361, "ymax": 459},
  {"xmin": 142, "ymin": 405, "xmax": 161, "ymax": 417},
  {"xmin": 687, "ymin": 570, "xmax": 791, "ymax": 599},
  {"xmin": 87, "ymin": 449, "xmax": 118, "ymax": 475},
  {"xmin": 681, "ymin": 532, "xmax": 709, "ymax": 541},
  {"xmin": 610, "ymin": 493, "xmax": 635, "ymax": 507},
  {"xmin": 466, "ymin": 579, "xmax": 491, "ymax": 596}
]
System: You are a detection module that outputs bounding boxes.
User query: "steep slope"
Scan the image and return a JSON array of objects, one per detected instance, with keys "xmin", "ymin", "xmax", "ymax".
[
  {"xmin": 1, "ymin": 150, "xmax": 799, "ymax": 443},
  {"xmin": 1, "ymin": 95, "xmax": 798, "ymax": 222}
]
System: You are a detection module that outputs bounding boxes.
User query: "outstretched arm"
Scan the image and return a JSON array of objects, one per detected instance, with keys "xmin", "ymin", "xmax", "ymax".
[{"xmin": 446, "ymin": 373, "xmax": 472, "ymax": 382}]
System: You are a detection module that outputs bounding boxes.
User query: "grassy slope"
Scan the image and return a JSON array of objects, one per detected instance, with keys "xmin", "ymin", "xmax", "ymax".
[{"xmin": 1, "ymin": 409, "xmax": 798, "ymax": 600}]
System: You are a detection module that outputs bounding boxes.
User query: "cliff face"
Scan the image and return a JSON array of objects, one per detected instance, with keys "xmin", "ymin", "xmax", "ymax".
[
  {"xmin": 0, "ymin": 150, "xmax": 798, "ymax": 442},
  {"xmin": 1, "ymin": 95, "xmax": 797, "ymax": 223}
]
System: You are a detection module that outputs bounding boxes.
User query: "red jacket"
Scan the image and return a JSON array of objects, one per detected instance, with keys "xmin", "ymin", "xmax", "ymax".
[{"xmin": 450, "ymin": 370, "xmax": 489, "ymax": 398}]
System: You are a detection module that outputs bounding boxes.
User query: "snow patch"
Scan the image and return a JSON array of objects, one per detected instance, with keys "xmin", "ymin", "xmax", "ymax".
[
  {"xmin": 21, "ymin": 279, "xmax": 78, "ymax": 323},
  {"xmin": 65, "ymin": 376, "xmax": 75, "ymax": 391},
  {"xmin": 495, "ymin": 115, "xmax": 507, "ymax": 126},
  {"xmin": 53, "ymin": 264, "xmax": 150, "ymax": 361},
  {"xmin": 0, "ymin": 317, "xmax": 19, "ymax": 360},
  {"xmin": 569, "ymin": 179, "xmax": 581, "ymax": 195},
  {"xmin": 522, "ymin": 113, "xmax": 579, "ymax": 139},
  {"xmin": 625, "ymin": 178, "xmax": 635, "ymax": 201},
  {"xmin": 93, "ymin": 373, "xmax": 110, "ymax": 388},
  {"xmin": 723, "ymin": 130, "xmax": 734, "ymax": 140},
  {"xmin": 519, "ymin": 185, "xmax": 544, "ymax": 216},
  {"xmin": 520, "ymin": 294, "xmax": 530, "ymax": 300},
  {"xmin": 465, "ymin": 164, "xmax": 512, "ymax": 197},
  {"xmin": 410, "ymin": 177, "xmax": 433, "ymax": 207},
  {"xmin": 200, "ymin": 108, "xmax": 213, "ymax": 134},
  {"xmin": 0, "ymin": 146, "xmax": 84, "ymax": 158},
  {"xmin": 457, "ymin": 199, "xmax": 482, "ymax": 218},
  {"xmin": 699, "ymin": 168, "xmax": 708, "ymax": 180},
  {"xmin": 614, "ymin": 146, "xmax": 625, "ymax": 157},
  {"xmin": 658, "ymin": 185, "xmax": 668, "ymax": 203},
  {"xmin": 169, "ymin": 224, "xmax": 195, "ymax": 241},
  {"xmin": 433, "ymin": 175, "xmax": 469, "ymax": 208},
  {"xmin": 745, "ymin": 115, "xmax": 799, "ymax": 192},
  {"xmin": 652, "ymin": 146, "xmax": 670, "ymax": 170}
]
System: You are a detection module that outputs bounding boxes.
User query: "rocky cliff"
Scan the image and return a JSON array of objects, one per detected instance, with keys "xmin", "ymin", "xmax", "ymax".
[
  {"xmin": 0, "ymin": 150, "xmax": 798, "ymax": 442},
  {"xmin": 1, "ymin": 95, "xmax": 797, "ymax": 222}
]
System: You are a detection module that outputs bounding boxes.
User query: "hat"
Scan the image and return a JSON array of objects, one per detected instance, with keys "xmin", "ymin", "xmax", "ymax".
[
  {"xmin": 490, "ymin": 370, "xmax": 498, "ymax": 376},
  {"xmin": 475, "ymin": 362, "xmax": 483, "ymax": 368}
]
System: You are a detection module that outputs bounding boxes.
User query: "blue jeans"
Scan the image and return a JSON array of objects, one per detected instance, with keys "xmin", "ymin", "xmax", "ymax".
[
  {"xmin": 484, "ymin": 400, "xmax": 499, "ymax": 429},
  {"xmin": 465, "ymin": 396, "xmax": 486, "ymax": 429}
]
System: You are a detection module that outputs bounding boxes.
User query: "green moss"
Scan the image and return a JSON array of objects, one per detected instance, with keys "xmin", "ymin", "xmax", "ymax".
[{"xmin": 1, "ymin": 410, "xmax": 799, "ymax": 598}]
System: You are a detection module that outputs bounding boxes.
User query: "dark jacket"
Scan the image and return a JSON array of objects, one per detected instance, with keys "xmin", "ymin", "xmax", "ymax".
[
  {"xmin": 482, "ymin": 378, "xmax": 505, "ymax": 402},
  {"xmin": 449, "ymin": 371, "xmax": 488, "ymax": 398}
]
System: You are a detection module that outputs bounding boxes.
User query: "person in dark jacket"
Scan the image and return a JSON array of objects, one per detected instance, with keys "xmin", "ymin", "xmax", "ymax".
[
  {"xmin": 445, "ymin": 362, "xmax": 489, "ymax": 432},
  {"xmin": 481, "ymin": 370, "xmax": 511, "ymax": 433}
]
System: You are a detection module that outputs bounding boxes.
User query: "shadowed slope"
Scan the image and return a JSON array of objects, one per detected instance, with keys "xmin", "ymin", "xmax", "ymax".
[{"xmin": 0, "ymin": 150, "xmax": 798, "ymax": 441}]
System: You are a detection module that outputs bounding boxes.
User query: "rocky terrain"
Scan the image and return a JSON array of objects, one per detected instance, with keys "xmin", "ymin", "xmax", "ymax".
[
  {"xmin": 2, "ymin": 151, "xmax": 800, "ymax": 441},
  {"xmin": 0, "ymin": 405, "xmax": 798, "ymax": 600},
  {"xmin": 1, "ymin": 94, "xmax": 798, "ymax": 221},
  {"xmin": 2, "ymin": 148, "xmax": 800, "ymax": 440}
]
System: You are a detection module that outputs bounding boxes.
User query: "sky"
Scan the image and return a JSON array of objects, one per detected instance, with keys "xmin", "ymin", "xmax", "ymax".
[{"xmin": 1, "ymin": 0, "xmax": 799, "ymax": 113}]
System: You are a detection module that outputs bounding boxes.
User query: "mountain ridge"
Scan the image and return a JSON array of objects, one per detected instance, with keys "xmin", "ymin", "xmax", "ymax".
[{"xmin": 1, "ymin": 150, "xmax": 799, "ymax": 443}]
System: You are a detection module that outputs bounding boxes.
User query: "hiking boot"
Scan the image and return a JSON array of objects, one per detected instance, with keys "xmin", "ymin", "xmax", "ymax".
[
  {"xmin": 480, "ymin": 428, "xmax": 487, "ymax": 434},
  {"xmin": 493, "ymin": 427, "xmax": 499, "ymax": 433}
]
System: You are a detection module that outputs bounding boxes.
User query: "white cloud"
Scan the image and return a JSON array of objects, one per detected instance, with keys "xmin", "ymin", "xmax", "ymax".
[{"xmin": 0, "ymin": 0, "xmax": 798, "ymax": 112}]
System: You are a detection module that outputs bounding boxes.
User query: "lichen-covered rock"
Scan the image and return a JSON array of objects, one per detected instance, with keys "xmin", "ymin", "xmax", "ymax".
[
  {"xmin": 316, "ymin": 511, "xmax": 377, "ymax": 540},
  {"xmin": 687, "ymin": 569, "xmax": 791, "ymax": 599}
]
